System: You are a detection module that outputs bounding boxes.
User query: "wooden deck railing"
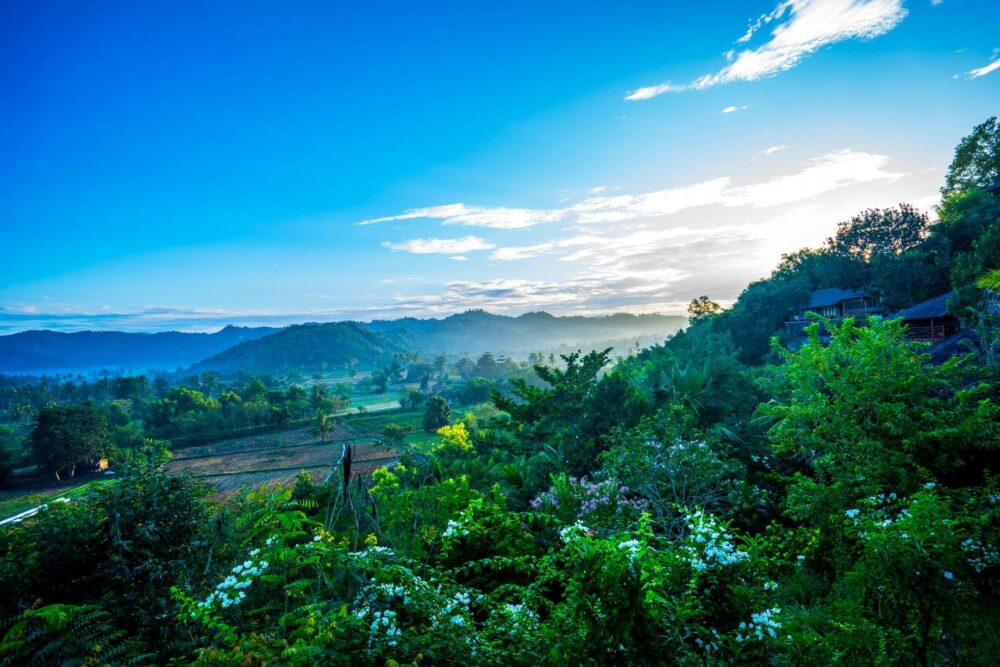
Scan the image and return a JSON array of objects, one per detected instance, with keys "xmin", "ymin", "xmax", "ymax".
[{"xmin": 906, "ymin": 325, "xmax": 949, "ymax": 341}]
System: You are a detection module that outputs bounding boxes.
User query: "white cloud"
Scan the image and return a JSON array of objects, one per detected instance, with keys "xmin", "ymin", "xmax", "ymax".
[
  {"xmin": 723, "ymin": 105, "xmax": 749, "ymax": 113},
  {"xmin": 723, "ymin": 149, "xmax": 902, "ymax": 207},
  {"xmin": 967, "ymin": 57, "xmax": 1000, "ymax": 79},
  {"xmin": 382, "ymin": 236, "xmax": 495, "ymax": 254},
  {"xmin": 369, "ymin": 150, "xmax": 903, "ymax": 234},
  {"xmin": 626, "ymin": 0, "xmax": 907, "ymax": 100},
  {"xmin": 573, "ymin": 150, "xmax": 899, "ymax": 221},
  {"xmin": 449, "ymin": 255, "xmax": 469, "ymax": 261},
  {"xmin": 624, "ymin": 81, "xmax": 687, "ymax": 101},
  {"xmin": 360, "ymin": 203, "xmax": 566, "ymax": 229},
  {"xmin": 490, "ymin": 235, "xmax": 604, "ymax": 261},
  {"xmin": 761, "ymin": 145, "xmax": 788, "ymax": 155},
  {"xmin": 571, "ymin": 178, "xmax": 733, "ymax": 223}
]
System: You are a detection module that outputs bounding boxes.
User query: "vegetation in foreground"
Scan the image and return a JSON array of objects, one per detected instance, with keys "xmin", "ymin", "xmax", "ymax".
[{"xmin": 0, "ymin": 118, "xmax": 999, "ymax": 665}]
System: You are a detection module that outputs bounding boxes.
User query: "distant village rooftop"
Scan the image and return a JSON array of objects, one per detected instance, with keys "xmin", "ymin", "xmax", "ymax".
[
  {"xmin": 892, "ymin": 292, "xmax": 952, "ymax": 320},
  {"xmin": 802, "ymin": 288, "xmax": 871, "ymax": 310}
]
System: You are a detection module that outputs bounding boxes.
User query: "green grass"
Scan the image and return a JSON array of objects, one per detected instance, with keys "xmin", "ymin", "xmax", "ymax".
[
  {"xmin": 343, "ymin": 409, "xmax": 424, "ymax": 436},
  {"xmin": 0, "ymin": 479, "xmax": 108, "ymax": 521},
  {"xmin": 403, "ymin": 431, "xmax": 438, "ymax": 455}
]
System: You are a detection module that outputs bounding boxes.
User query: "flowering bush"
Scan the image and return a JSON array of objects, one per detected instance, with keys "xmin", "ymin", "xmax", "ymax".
[{"xmin": 529, "ymin": 473, "xmax": 647, "ymax": 530}]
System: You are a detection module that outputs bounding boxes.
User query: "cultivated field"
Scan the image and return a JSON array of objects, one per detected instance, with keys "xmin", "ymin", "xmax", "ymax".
[{"xmin": 165, "ymin": 422, "xmax": 398, "ymax": 499}]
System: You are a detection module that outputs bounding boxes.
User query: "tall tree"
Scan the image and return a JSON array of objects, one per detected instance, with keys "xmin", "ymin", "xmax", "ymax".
[
  {"xmin": 942, "ymin": 116, "xmax": 1000, "ymax": 196},
  {"xmin": 687, "ymin": 296, "xmax": 722, "ymax": 323},
  {"xmin": 28, "ymin": 405, "xmax": 110, "ymax": 480},
  {"xmin": 422, "ymin": 394, "xmax": 452, "ymax": 432},
  {"xmin": 828, "ymin": 204, "xmax": 929, "ymax": 260}
]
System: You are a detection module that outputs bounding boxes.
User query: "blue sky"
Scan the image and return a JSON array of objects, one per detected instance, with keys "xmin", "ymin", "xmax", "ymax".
[{"xmin": 1, "ymin": 0, "xmax": 998, "ymax": 332}]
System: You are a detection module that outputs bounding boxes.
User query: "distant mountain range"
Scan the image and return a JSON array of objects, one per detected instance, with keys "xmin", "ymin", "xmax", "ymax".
[
  {"xmin": 0, "ymin": 311, "xmax": 686, "ymax": 376},
  {"xmin": 365, "ymin": 310, "xmax": 686, "ymax": 356},
  {"xmin": 0, "ymin": 326, "xmax": 278, "ymax": 375}
]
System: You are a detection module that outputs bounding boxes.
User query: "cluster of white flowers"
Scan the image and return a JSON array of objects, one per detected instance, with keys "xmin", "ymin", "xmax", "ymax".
[
  {"xmin": 846, "ymin": 502, "xmax": 917, "ymax": 541},
  {"xmin": 500, "ymin": 601, "xmax": 540, "ymax": 639},
  {"xmin": 300, "ymin": 534, "xmax": 324, "ymax": 550},
  {"xmin": 963, "ymin": 537, "xmax": 1000, "ymax": 573},
  {"xmin": 201, "ymin": 548, "xmax": 269, "ymax": 610},
  {"xmin": 430, "ymin": 589, "xmax": 474, "ymax": 633},
  {"xmin": 735, "ymin": 607, "xmax": 782, "ymax": 643},
  {"xmin": 748, "ymin": 453, "xmax": 773, "ymax": 471},
  {"xmin": 762, "ymin": 580, "xmax": 779, "ymax": 591},
  {"xmin": 352, "ymin": 545, "xmax": 394, "ymax": 557},
  {"xmin": 559, "ymin": 521, "xmax": 591, "ymax": 543},
  {"xmin": 443, "ymin": 518, "xmax": 470, "ymax": 539},
  {"xmin": 617, "ymin": 539, "xmax": 641, "ymax": 564},
  {"xmin": 369, "ymin": 609, "xmax": 401, "ymax": 647},
  {"xmin": 683, "ymin": 509, "xmax": 748, "ymax": 571},
  {"xmin": 693, "ymin": 629, "xmax": 721, "ymax": 652},
  {"xmin": 350, "ymin": 577, "xmax": 433, "ymax": 652},
  {"xmin": 867, "ymin": 492, "xmax": 898, "ymax": 504}
]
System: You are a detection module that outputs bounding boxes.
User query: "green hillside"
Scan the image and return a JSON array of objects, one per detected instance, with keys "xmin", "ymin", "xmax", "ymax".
[{"xmin": 189, "ymin": 322, "xmax": 405, "ymax": 375}]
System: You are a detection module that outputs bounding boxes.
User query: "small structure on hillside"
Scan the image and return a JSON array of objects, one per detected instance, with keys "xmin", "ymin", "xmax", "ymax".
[
  {"xmin": 784, "ymin": 288, "xmax": 883, "ymax": 337},
  {"xmin": 892, "ymin": 292, "xmax": 960, "ymax": 343}
]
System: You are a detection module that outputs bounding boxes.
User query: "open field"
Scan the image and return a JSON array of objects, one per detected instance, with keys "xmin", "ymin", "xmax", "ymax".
[
  {"xmin": 171, "ymin": 424, "xmax": 354, "ymax": 458},
  {"xmin": 342, "ymin": 409, "xmax": 423, "ymax": 436},
  {"xmin": 0, "ymin": 397, "xmax": 421, "ymax": 516},
  {"xmin": 167, "ymin": 441, "xmax": 398, "ymax": 498},
  {"xmin": 0, "ymin": 478, "xmax": 109, "ymax": 523},
  {"xmin": 166, "ymin": 419, "xmax": 399, "ymax": 498}
]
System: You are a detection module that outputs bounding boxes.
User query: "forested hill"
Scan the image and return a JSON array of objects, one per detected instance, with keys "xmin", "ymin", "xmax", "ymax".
[
  {"xmin": 0, "ymin": 325, "xmax": 277, "ymax": 375},
  {"xmin": 186, "ymin": 322, "xmax": 406, "ymax": 375},
  {"xmin": 363, "ymin": 310, "xmax": 687, "ymax": 356},
  {"xmin": 0, "ymin": 311, "xmax": 685, "ymax": 376}
]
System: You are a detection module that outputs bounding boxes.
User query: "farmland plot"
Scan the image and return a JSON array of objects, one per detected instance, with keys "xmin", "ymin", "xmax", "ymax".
[{"xmin": 166, "ymin": 423, "xmax": 398, "ymax": 498}]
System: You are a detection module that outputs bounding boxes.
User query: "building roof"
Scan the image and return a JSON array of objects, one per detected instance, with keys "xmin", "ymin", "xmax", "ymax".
[
  {"xmin": 985, "ymin": 180, "xmax": 1000, "ymax": 194},
  {"xmin": 894, "ymin": 292, "xmax": 953, "ymax": 320},
  {"xmin": 804, "ymin": 288, "xmax": 870, "ymax": 309},
  {"xmin": 928, "ymin": 329, "xmax": 977, "ymax": 365}
]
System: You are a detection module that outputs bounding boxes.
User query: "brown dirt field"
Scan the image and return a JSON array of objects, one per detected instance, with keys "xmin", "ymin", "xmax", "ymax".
[
  {"xmin": 171, "ymin": 424, "xmax": 355, "ymax": 460},
  {"xmin": 192, "ymin": 469, "xmax": 331, "ymax": 498},
  {"xmin": 166, "ymin": 443, "xmax": 342, "ymax": 476},
  {"xmin": 166, "ymin": 438, "xmax": 398, "ymax": 499}
]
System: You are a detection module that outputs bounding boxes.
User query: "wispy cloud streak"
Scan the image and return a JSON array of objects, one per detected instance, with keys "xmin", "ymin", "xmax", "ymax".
[
  {"xmin": 366, "ymin": 150, "xmax": 901, "ymax": 231},
  {"xmin": 382, "ymin": 236, "xmax": 495, "ymax": 254},
  {"xmin": 626, "ymin": 0, "xmax": 907, "ymax": 100},
  {"xmin": 360, "ymin": 204, "xmax": 565, "ymax": 229}
]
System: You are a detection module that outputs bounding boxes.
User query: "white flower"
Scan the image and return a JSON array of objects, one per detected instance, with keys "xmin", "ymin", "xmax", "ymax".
[{"xmin": 559, "ymin": 521, "xmax": 590, "ymax": 543}]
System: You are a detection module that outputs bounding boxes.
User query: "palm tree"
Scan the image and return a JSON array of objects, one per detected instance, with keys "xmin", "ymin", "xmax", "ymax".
[
  {"xmin": 659, "ymin": 357, "xmax": 737, "ymax": 416},
  {"xmin": 977, "ymin": 269, "xmax": 1000, "ymax": 291},
  {"xmin": 313, "ymin": 409, "xmax": 334, "ymax": 443}
]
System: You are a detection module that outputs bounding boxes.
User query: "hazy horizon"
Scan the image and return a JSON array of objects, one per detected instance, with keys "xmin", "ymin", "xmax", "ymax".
[
  {"xmin": 0, "ymin": 308, "xmax": 687, "ymax": 336},
  {"xmin": 3, "ymin": 0, "xmax": 999, "ymax": 332}
]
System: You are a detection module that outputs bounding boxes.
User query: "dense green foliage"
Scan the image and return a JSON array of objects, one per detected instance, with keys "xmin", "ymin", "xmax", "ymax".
[
  {"xmin": 3, "ymin": 312, "xmax": 997, "ymax": 665},
  {"xmin": 28, "ymin": 405, "xmax": 110, "ymax": 480},
  {"xmin": 1, "ymin": 118, "xmax": 1000, "ymax": 666}
]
